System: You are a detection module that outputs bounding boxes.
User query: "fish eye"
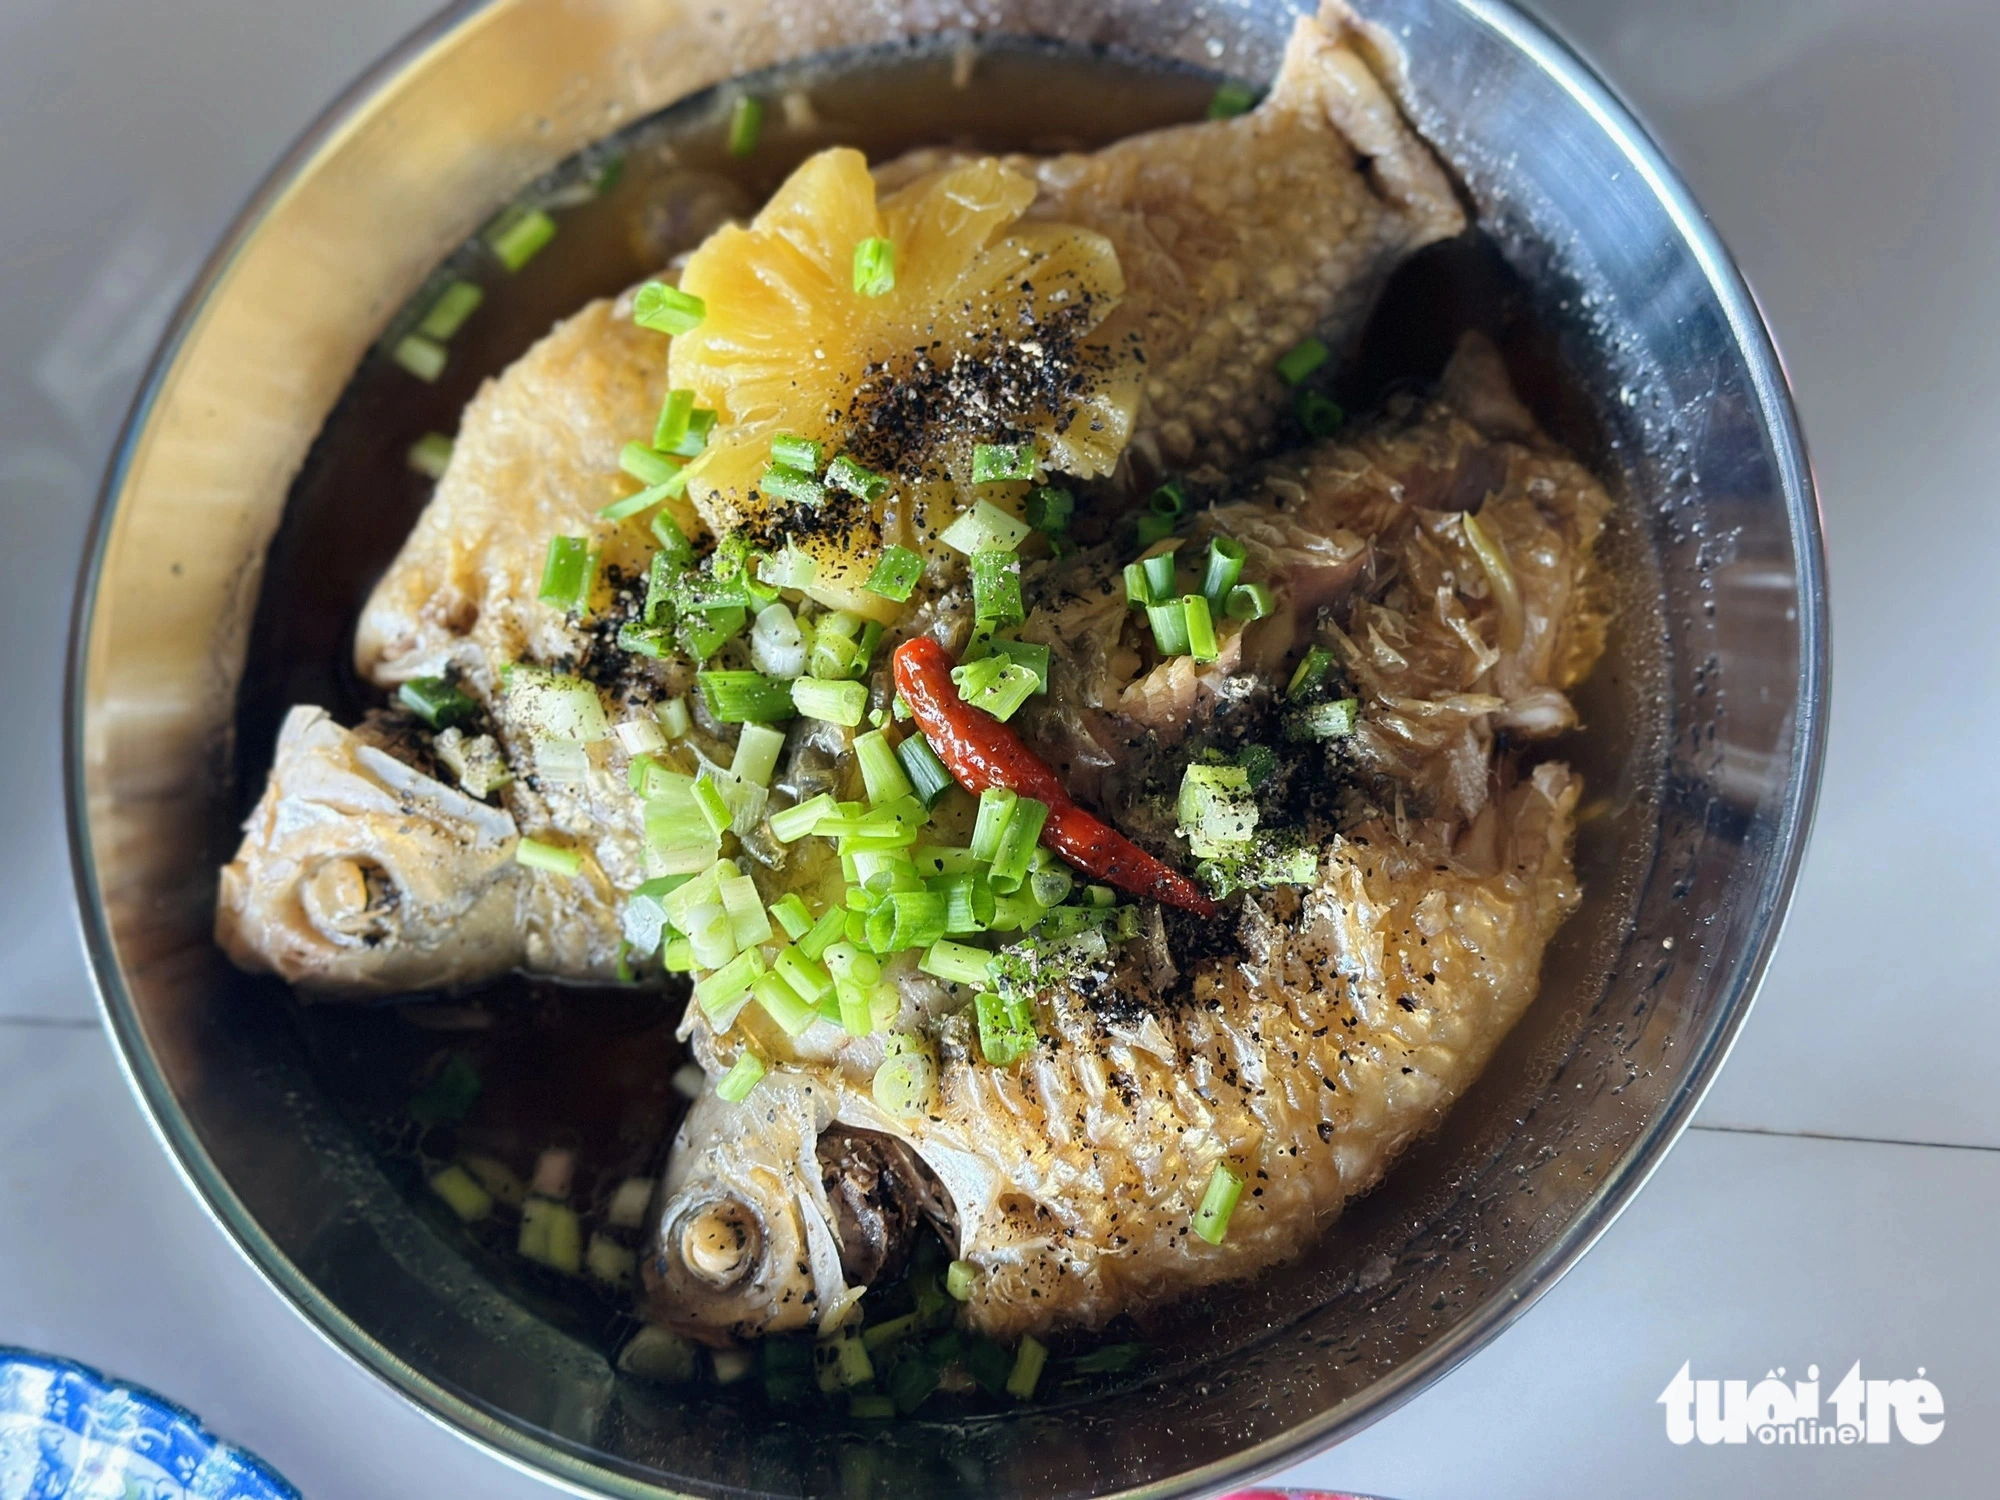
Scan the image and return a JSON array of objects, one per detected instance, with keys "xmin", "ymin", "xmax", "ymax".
[{"xmin": 674, "ymin": 1199, "xmax": 761, "ymax": 1288}]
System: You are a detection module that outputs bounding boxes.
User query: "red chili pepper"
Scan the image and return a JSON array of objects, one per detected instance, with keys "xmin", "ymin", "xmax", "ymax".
[{"xmin": 893, "ymin": 636, "xmax": 1219, "ymax": 918}]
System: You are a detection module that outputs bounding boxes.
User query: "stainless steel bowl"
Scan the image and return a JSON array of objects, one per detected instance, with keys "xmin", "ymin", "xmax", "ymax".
[{"xmin": 65, "ymin": 1, "xmax": 1825, "ymax": 1495}]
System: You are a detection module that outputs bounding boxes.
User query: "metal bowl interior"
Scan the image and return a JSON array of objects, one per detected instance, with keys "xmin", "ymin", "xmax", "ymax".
[{"xmin": 65, "ymin": 1, "xmax": 1825, "ymax": 1497}]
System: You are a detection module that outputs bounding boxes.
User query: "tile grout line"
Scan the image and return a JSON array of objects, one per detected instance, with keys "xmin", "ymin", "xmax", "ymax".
[{"xmin": 1690, "ymin": 1121, "xmax": 2000, "ymax": 1155}]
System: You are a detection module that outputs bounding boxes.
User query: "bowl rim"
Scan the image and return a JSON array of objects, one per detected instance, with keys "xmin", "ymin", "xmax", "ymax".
[{"xmin": 62, "ymin": 1, "xmax": 1828, "ymax": 1496}]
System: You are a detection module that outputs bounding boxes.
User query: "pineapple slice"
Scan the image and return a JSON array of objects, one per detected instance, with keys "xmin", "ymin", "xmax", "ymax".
[{"xmin": 669, "ymin": 147, "xmax": 1138, "ymax": 616}]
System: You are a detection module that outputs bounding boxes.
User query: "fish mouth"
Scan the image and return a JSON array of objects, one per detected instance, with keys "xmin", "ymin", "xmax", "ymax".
[
  {"xmin": 816, "ymin": 1127, "xmax": 955, "ymax": 1287},
  {"xmin": 669, "ymin": 1197, "xmax": 763, "ymax": 1288}
]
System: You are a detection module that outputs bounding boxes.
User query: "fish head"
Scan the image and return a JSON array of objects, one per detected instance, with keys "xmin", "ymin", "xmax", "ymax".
[
  {"xmin": 215, "ymin": 706, "xmax": 524, "ymax": 996},
  {"xmin": 643, "ymin": 1072, "xmax": 850, "ymax": 1344}
]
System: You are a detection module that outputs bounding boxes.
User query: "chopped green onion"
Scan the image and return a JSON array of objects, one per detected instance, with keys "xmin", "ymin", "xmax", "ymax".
[
  {"xmin": 799, "ymin": 906, "xmax": 847, "ymax": 961},
  {"xmin": 715, "ymin": 1049, "xmax": 766, "ymax": 1102},
  {"xmin": 1191, "ymin": 1162, "xmax": 1245, "ymax": 1244},
  {"xmin": 770, "ymin": 893, "xmax": 814, "ymax": 942},
  {"xmin": 986, "ymin": 796, "xmax": 1048, "ymax": 894},
  {"xmin": 871, "ymin": 1040, "xmax": 936, "ymax": 1118},
  {"xmin": 655, "ymin": 696, "xmax": 691, "ymax": 738},
  {"xmin": 770, "ymin": 433, "xmax": 822, "ymax": 472},
  {"xmin": 755, "ymin": 971, "xmax": 819, "ymax": 1036},
  {"xmin": 1029, "ymin": 865, "xmax": 1073, "ymax": 909},
  {"xmin": 1226, "ymin": 581, "xmax": 1276, "ymax": 621},
  {"xmin": 506, "ymin": 666, "xmax": 610, "ymax": 741},
  {"xmin": 1083, "ymin": 883, "xmax": 1117, "ymax": 908},
  {"xmin": 406, "ymin": 431, "xmax": 455, "ymax": 480},
  {"xmin": 1277, "ymin": 336, "xmax": 1330, "ymax": 387},
  {"xmin": 758, "ymin": 546, "xmax": 819, "ymax": 593},
  {"xmin": 921, "ymin": 939, "xmax": 994, "ymax": 988},
  {"xmin": 970, "ymin": 787, "xmax": 1018, "ymax": 864},
  {"xmin": 760, "ymin": 463, "xmax": 825, "ymax": 506},
  {"xmin": 884, "ymin": 889, "xmax": 948, "ymax": 950},
  {"xmin": 731, "ymin": 723, "xmax": 788, "ymax": 787},
  {"xmin": 1200, "ymin": 536, "xmax": 1247, "ymax": 603},
  {"xmin": 815, "ymin": 1327, "xmax": 875, "ymax": 1391},
  {"xmin": 817, "ymin": 452, "xmax": 886, "ymax": 502},
  {"xmin": 644, "ymin": 791, "xmax": 723, "ymax": 873},
  {"xmin": 727, "ymin": 94, "xmax": 764, "ymax": 157},
  {"xmin": 971, "ymin": 442, "xmax": 1035, "ymax": 484},
  {"xmin": 826, "ymin": 942, "xmax": 883, "ymax": 990},
  {"xmin": 854, "ymin": 730, "xmax": 916, "ymax": 805},
  {"xmin": 1134, "ymin": 511, "xmax": 1176, "ymax": 548},
  {"xmin": 849, "ymin": 1391, "xmax": 895, "ymax": 1420},
  {"xmin": 1147, "ymin": 601, "xmax": 1193, "ymax": 656},
  {"xmin": 1025, "ymin": 485, "xmax": 1073, "ymax": 533},
  {"xmin": 410, "ymin": 1053, "xmax": 482, "ymax": 1124},
  {"xmin": 865, "ymin": 545, "xmax": 924, "ymax": 603},
  {"xmin": 398, "ymin": 676, "xmax": 476, "ymax": 729},
  {"xmin": 666, "ymin": 407, "xmax": 718, "ymax": 459},
  {"xmin": 518, "ymin": 1199, "xmax": 583, "ymax": 1273},
  {"xmin": 791, "ymin": 677, "xmax": 867, "ymax": 727},
  {"xmin": 633, "ymin": 281, "xmax": 706, "ymax": 335},
  {"xmin": 940, "ymin": 499, "xmax": 1033, "ymax": 555},
  {"xmin": 932, "ymin": 870, "xmax": 995, "ymax": 934},
  {"xmin": 392, "ymin": 333, "xmax": 447, "ymax": 383},
  {"xmin": 975, "ymin": 989, "xmax": 1035, "ymax": 1066},
  {"xmin": 617, "ymin": 622, "xmax": 672, "ymax": 659},
  {"xmin": 620, "ymin": 442, "xmax": 681, "ymax": 488},
  {"xmin": 1296, "ymin": 388, "xmax": 1345, "ymax": 438},
  {"xmin": 895, "ymin": 734, "xmax": 954, "ymax": 809},
  {"xmin": 970, "ymin": 550, "xmax": 1024, "ymax": 626},
  {"xmin": 516, "ymin": 837, "xmax": 583, "ymax": 877},
  {"xmin": 652, "ymin": 389, "xmax": 696, "ymax": 452},
  {"xmin": 775, "ymin": 945, "xmax": 833, "ymax": 1004},
  {"xmin": 417, "ymin": 278, "xmax": 484, "ymax": 340},
  {"xmin": 951, "ymin": 656, "xmax": 1039, "ymax": 723},
  {"xmin": 692, "ymin": 774, "xmax": 733, "ymax": 838},
  {"xmin": 662, "ymin": 936, "xmax": 695, "ymax": 971},
  {"xmin": 538, "ymin": 535, "xmax": 593, "ymax": 613},
  {"xmin": 650, "ymin": 514, "xmax": 697, "ymax": 573},
  {"xmin": 1122, "ymin": 560, "xmax": 1153, "ymax": 606},
  {"xmin": 1006, "ymin": 1335, "xmax": 1048, "ymax": 1399},
  {"xmin": 852, "ymin": 236, "xmax": 896, "ymax": 297},
  {"xmin": 600, "ymin": 477, "xmax": 682, "ymax": 521},
  {"xmin": 1207, "ymin": 80, "xmax": 1259, "ymax": 119},
  {"xmin": 486, "ymin": 205, "xmax": 557, "ymax": 271},
  {"xmin": 1287, "ymin": 697, "xmax": 1361, "ymax": 739},
  {"xmin": 695, "ymin": 946, "xmax": 765, "ymax": 1021},
  {"xmin": 1287, "ymin": 645, "xmax": 1335, "ymax": 699},
  {"xmin": 769, "ymin": 792, "xmax": 836, "ymax": 843},
  {"xmin": 1183, "ymin": 593, "xmax": 1220, "ymax": 663},
  {"xmin": 697, "ymin": 670, "xmax": 797, "ymax": 723},
  {"xmin": 678, "ymin": 606, "xmax": 747, "ymax": 662},
  {"xmin": 945, "ymin": 1259, "xmax": 978, "ymax": 1301},
  {"xmin": 1150, "ymin": 481, "xmax": 1187, "ymax": 518},
  {"xmin": 428, "ymin": 1164, "xmax": 493, "ymax": 1223},
  {"xmin": 1140, "ymin": 550, "xmax": 1179, "ymax": 601},
  {"xmin": 1236, "ymin": 743, "xmax": 1278, "ymax": 787},
  {"xmin": 973, "ymin": 638, "xmax": 1049, "ymax": 693},
  {"xmin": 1178, "ymin": 762, "xmax": 1258, "ymax": 854}
]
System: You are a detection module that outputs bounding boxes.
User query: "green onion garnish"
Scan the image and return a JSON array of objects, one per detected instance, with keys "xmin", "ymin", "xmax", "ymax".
[
  {"xmin": 1141, "ymin": 550, "xmax": 1178, "ymax": 602},
  {"xmin": 1191, "ymin": 1162, "xmax": 1245, "ymax": 1244},
  {"xmin": 769, "ymin": 792, "xmax": 836, "ymax": 843},
  {"xmin": 895, "ymin": 734, "xmax": 954, "ymax": 809},
  {"xmin": 398, "ymin": 676, "xmax": 476, "ymax": 729},
  {"xmin": 940, "ymin": 498, "xmax": 1034, "ymax": 555},
  {"xmin": 678, "ymin": 605, "xmax": 746, "ymax": 662},
  {"xmin": 770, "ymin": 892, "xmax": 814, "ymax": 941},
  {"xmin": 1122, "ymin": 561, "xmax": 1153, "ymax": 607},
  {"xmin": 1276, "ymin": 335, "xmax": 1330, "ymax": 387},
  {"xmin": 975, "ymin": 989, "xmax": 1035, "ymax": 1066},
  {"xmin": 1287, "ymin": 645, "xmax": 1335, "ymax": 699},
  {"xmin": 774, "ymin": 945, "xmax": 832, "ymax": 1003},
  {"xmin": 970, "ymin": 550, "xmax": 1024, "ymax": 626},
  {"xmin": 945, "ymin": 1259, "xmax": 978, "ymax": 1301},
  {"xmin": 727, "ymin": 94, "xmax": 764, "ymax": 157},
  {"xmin": 884, "ymin": 889, "xmax": 948, "ymax": 950},
  {"xmin": 921, "ymin": 939, "xmax": 994, "ymax": 988},
  {"xmin": 1286, "ymin": 697, "xmax": 1361, "ymax": 740},
  {"xmin": 692, "ymin": 775, "xmax": 733, "ymax": 839},
  {"xmin": 1150, "ymin": 480, "xmax": 1187, "ymax": 518},
  {"xmin": 826, "ymin": 453, "xmax": 890, "ymax": 502},
  {"xmin": 970, "ymin": 787, "xmax": 1017, "ymax": 865},
  {"xmin": 1178, "ymin": 763, "xmax": 1258, "ymax": 854},
  {"xmin": 486, "ymin": 205, "xmax": 557, "ymax": 272},
  {"xmin": 770, "ymin": 433, "xmax": 822, "ymax": 472},
  {"xmin": 1226, "ymin": 581, "xmax": 1276, "ymax": 621},
  {"xmin": 1201, "ymin": 536, "xmax": 1247, "ymax": 603},
  {"xmin": 697, "ymin": 670, "xmax": 798, "ymax": 723},
  {"xmin": 872, "ymin": 1040, "xmax": 936, "ymax": 1119},
  {"xmin": 976, "ymin": 638, "xmax": 1049, "ymax": 693},
  {"xmin": 951, "ymin": 656, "xmax": 1039, "ymax": 722},
  {"xmin": 865, "ymin": 545, "xmax": 924, "ymax": 602},
  {"xmin": 1183, "ymin": 593, "xmax": 1220, "ymax": 663},
  {"xmin": 600, "ymin": 478, "xmax": 681, "ymax": 522},
  {"xmin": 790, "ymin": 676, "xmax": 867, "ymax": 727},
  {"xmin": 985, "ymin": 796, "xmax": 1048, "ymax": 894},
  {"xmin": 971, "ymin": 442, "xmax": 1035, "ymax": 484},
  {"xmin": 392, "ymin": 334, "xmax": 447, "ymax": 383},
  {"xmin": 754, "ymin": 971, "xmax": 819, "ymax": 1036},
  {"xmin": 1029, "ymin": 864, "xmax": 1073, "ymax": 909},
  {"xmin": 1134, "ymin": 511, "xmax": 1176, "ymax": 548},
  {"xmin": 760, "ymin": 464, "xmax": 826, "ymax": 507},
  {"xmin": 932, "ymin": 870, "xmax": 995, "ymax": 933},
  {"xmin": 633, "ymin": 281, "xmax": 706, "ymax": 335},
  {"xmin": 428, "ymin": 1164, "xmax": 492, "ymax": 1222},
  {"xmin": 667, "ymin": 406, "xmax": 718, "ymax": 459},
  {"xmin": 656, "ymin": 696, "xmax": 691, "ymax": 738},
  {"xmin": 696, "ymin": 947, "xmax": 766, "ymax": 1022},
  {"xmin": 407, "ymin": 432, "xmax": 455, "ymax": 480},
  {"xmin": 852, "ymin": 236, "xmax": 896, "ymax": 297},
  {"xmin": 1147, "ymin": 601, "xmax": 1192, "ymax": 656},
  {"xmin": 1025, "ymin": 485, "xmax": 1073, "ymax": 533},
  {"xmin": 854, "ymin": 730, "xmax": 915, "ymax": 806},
  {"xmin": 651, "ymin": 513, "xmax": 697, "ymax": 572},
  {"xmin": 849, "ymin": 1392, "xmax": 895, "ymax": 1420},
  {"xmin": 1005, "ymin": 1335, "xmax": 1048, "ymax": 1399},
  {"xmin": 1296, "ymin": 388, "xmax": 1345, "ymax": 439},
  {"xmin": 515, "ymin": 837, "xmax": 582, "ymax": 877},
  {"xmin": 652, "ymin": 389, "xmax": 696, "ymax": 453},
  {"xmin": 1237, "ymin": 744, "xmax": 1278, "ymax": 787},
  {"xmin": 715, "ymin": 1049, "xmax": 765, "ymax": 1102},
  {"xmin": 1207, "ymin": 80, "xmax": 1259, "ymax": 119},
  {"xmin": 730, "ymin": 722, "xmax": 787, "ymax": 787},
  {"xmin": 417, "ymin": 278, "xmax": 484, "ymax": 340},
  {"xmin": 620, "ymin": 442, "xmax": 681, "ymax": 488},
  {"xmin": 538, "ymin": 535, "xmax": 594, "ymax": 613}
]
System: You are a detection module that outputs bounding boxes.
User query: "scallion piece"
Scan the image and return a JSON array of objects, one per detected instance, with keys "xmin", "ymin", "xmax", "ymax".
[
  {"xmin": 791, "ymin": 677, "xmax": 867, "ymax": 727},
  {"xmin": 1183, "ymin": 593, "xmax": 1221, "ymax": 663},
  {"xmin": 895, "ymin": 733, "xmax": 954, "ymax": 809},
  {"xmin": 417, "ymin": 278, "xmax": 484, "ymax": 340},
  {"xmin": 1178, "ymin": 762, "xmax": 1258, "ymax": 855},
  {"xmin": 1147, "ymin": 601, "xmax": 1193, "ymax": 656},
  {"xmin": 697, "ymin": 670, "xmax": 798, "ymax": 723},
  {"xmin": 957, "ymin": 659, "xmax": 1039, "ymax": 723},
  {"xmin": 652, "ymin": 389, "xmax": 696, "ymax": 453},
  {"xmin": 730, "ymin": 722, "xmax": 787, "ymax": 787},
  {"xmin": 1276, "ymin": 335, "xmax": 1330, "ymax": 387},
  {"xmin": 1296, "ymin": 388, "xmax": 1345, "ymax": 439},
  {"xmin": 1006, "ymin": 1335, "xmax": 1048, "ymax": 1399},
  {"xmin": 945, "ymin": 1260, "xmax": 978, "ymax": 1301},
  {"xmin": 854, "ymin": 730, "xmax": 916, "ymax": 806},
  {"xmin": 1200, "ymin": 536, "xmax": 1247, "ymax": 603},
  {"xmin": 921, "ymin": 939, "xmax": 995, "ymax": 987},
  {"xmin": 727, "ymin": 94, "xmax": 764, "ymax": 157},
  {"xmin": 975, "ymin": 989, "xmax": 1035, "ymax": 1067},
  {"xmin": 695, "ymin": 946, "xmax": 765, "ymax": 1022},
  {"xmin": 754, "ymin": 971, "xmax": 819, "ymax": 1036},
  {"xmin": 1287, "ymin": 645, "xmax": 1335, "ymax": 700},
  {"xmin": 398, "ymin": 676, "xmax": 476, "ymax": 729},
  {"xmin": 392, "ymin": 333, "xmax": 447, "ymax": 383},
  {"xmin": 769, "ymin": 792, "xmax": 836, "ymax": 843},
  {"xmin": 666, "ymin": 406, "xmax": 718, "ymax": 459},
  {"xmin": 678, "ymin": 605, "xmax": 746, "ymax": 662},
  {"xmin": 1287, "ymin": 696, "xmax": 1361, "ymax": 740},
  {"xmin": 692, "ymin": 775, "xmax": 733, "ymax": 839},
  {"xmin": 939, "ymin": 499, "xmax": 1034, "ymax": 555},
  {"xmin": 1135, "ymin": 511, "xmax": 1176, "ymax": 548},
  {"xmin": 506, "ymin": 665, "xmax": 611, "ymax": 742},
  {"xmin": 971, "ymin": 442, "xmax": 1035, "ymax": 484},
  {"xmin": 1025, "ymin": 485, "xmax": 1073, "ymax": 533},
  {"xmin": 633, "ymin": 281, "xmax": 706, "ymax": 335},
  {"xmin": 822, "ymin": 453, "xmax": 889, "ymax": 503},
  {"xmin": 1207, "ymin": 80, "xmax": 1259, "ymax": 119},
  {"xmin": 406, "ymin": 431, "xmax": 455, "ymax": 480},
  {"xmin": 770, "ymin": 892, "xmax": 814, "ymax": 941},
  {"xmin": 1140, "ymin": 550, "xmax": 1179, "ymax": 602},
  {"xmin": 655, "ymin": 696, "xmax": 691, "ymax": 738},
  {"xmin": 1122, "ymin": 561, "xmax": 1153, "ymax": 607},
  {"xmin": 851, "ymin": 235, "xmax": 897, "ymax": 297},
  {"xmin": 931, "ymin": 871, "xmax": 995, "ymax": 934},
  {"xmin": 774, "ymin": 945, "xmax": 832, "ymax": 1004},
  {"xmin": 650, "ymin": 514, "xmax": 697, "ymax": 573},
  {"xmin": 884, "ymin": 889, "xmax": 948, "ymax": 950},
  {"xmin": 1029, "ymin": 865, "xmax": 1073, "ymax": 909},
  {"xmin": 970, "ymin": 550, "xmax": 1024, "ymax": 626},
  {"xmin": 486, "ymin": 205, "xmax": 557, "ymax": 271},
  {"xmin": 760, "ymin": 463, "xmax": 826, "ymax": 507},
  {"xmin": 1226, "ymin": 581, "xmax": 1276, "ymax": 621},
  {"xmin": 970, "ymin": 788, "xmax": 1018, "ymax": 865},
  {"xmin": 516, "ymin": 837, "xmax": 582, "ymax": 877},
  {"xmin": 1150, "ymin": 480, "xmax": 1187, "ymax": 518},
  {"xmin": 715, "ymin": 1049, "xmax": 766, "ymax": 1102},
  {"xmin": 601, "ymin": 477, "xmax": 682, "ymax": 522},
  {"xmin": 865, "ymin": 545, "xmax": 924, "ymax": 603},
  {"xmin": 1191, "ymin": 1161, "xmax": 1245, "ymax": 1244},
  {"xmin": 976, "ymin": 638, "xmax": 1049, "ymax": 693},
  {"xmin": 986, "ymin": 796, "xmax": 1047, "ymax": 894},
  {"xmin": 799, "ymin": 907, "xmax": 848, "ymax": 964},
  {"xmin": 620, "ymin": 442, "xmax": 680, "ymax": 488},
  {"xmin": 770, "ymin": 433, "xmax": 822, "ymax": 472},
  {"xmin": 538, "ymin": 535, "xmax": 594, "ymax": 613}
]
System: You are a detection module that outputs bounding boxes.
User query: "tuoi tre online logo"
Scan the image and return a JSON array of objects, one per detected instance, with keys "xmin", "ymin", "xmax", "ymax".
[{"xmin": 1658, "ymin": 1362, "xmax": 1943, "ymax": 1446}]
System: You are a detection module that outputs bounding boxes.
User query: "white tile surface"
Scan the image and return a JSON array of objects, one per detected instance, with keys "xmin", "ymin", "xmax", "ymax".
[{"xmin": 0, "ymin": 0, "xmax": 1994, "ymax": 1496}]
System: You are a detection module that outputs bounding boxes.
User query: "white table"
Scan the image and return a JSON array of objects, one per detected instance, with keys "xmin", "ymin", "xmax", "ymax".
[{"xmin": 3, "ymin": 2, "xmax": 1994, "ymax": 1495}]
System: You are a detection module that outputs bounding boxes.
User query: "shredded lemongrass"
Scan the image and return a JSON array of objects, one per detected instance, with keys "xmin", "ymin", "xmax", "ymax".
[
  {"xmin": 1276, "ymin": 335, "xmax": 1330, "ymax": 386},
  {"xmin": 852, "ymin": 236, "xmax": 896, "ymax": 297},
  {"xmin": 727, "ymin": 94, "xmax": 764, "ymax": 156},
  {"xmin": 633, "ymin": 281, "xmax": 706, "ymax": 335},
  {"xmin": 516, "ymin": 837, "xmax": 582, "ymax": 877},
  {"xmin": 1191, "ymin": 1162, "xmax": 1245, "ymax": 1244},
  {"xmin": 715, "ymin": 1049, "xmax": 765, "ymax": 1102}
]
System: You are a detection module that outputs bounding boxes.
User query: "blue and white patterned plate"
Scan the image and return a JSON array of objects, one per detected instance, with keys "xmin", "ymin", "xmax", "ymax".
[{"xmin": 0, "ymin": 1349, "xmax": 297, "ymax": 1500}]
